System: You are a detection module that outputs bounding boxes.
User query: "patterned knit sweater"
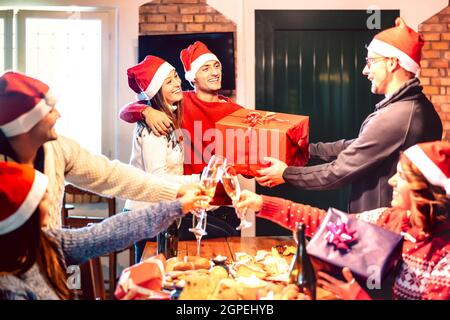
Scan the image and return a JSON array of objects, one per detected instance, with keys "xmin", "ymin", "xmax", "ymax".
[
  {"xmin": 258, "ymin": 195, "xmax": 450, "ymax": 300},
  {"xmin": 0, "ymin": 200, "xmax": 183, "ymax": 300},
  {"xmin": 1, "ymin": 135, "xmax": 183, "ymax": 229}
]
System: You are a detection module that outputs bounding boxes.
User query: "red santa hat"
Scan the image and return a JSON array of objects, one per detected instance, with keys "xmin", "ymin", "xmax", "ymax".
[
  {"xmin": 0, "ymin": 162, "xmax": 48, "ymax": 235},
  {"xmin": 367, "ymin": 17, "xmax": 424, "ymax": 75},
  {"xmin": 0, "ymin": 71, "xmax": 57, "ymax": 138},
  {"xmin": 180, "ymin": 41, "xmax": 220, "ymax": 84},
  {"xmin": 404, "ymin": 141, "xmax": 450, "ymax": 195},
  {"xmin": 127, "ymin": 55, "xmax": 175, "ymax": 101}
]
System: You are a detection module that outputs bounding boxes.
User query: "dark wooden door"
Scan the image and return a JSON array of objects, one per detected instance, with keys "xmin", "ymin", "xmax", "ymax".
[{"xmin": 255, "ymin": 10, "xmax": 399, "ymax": 236}]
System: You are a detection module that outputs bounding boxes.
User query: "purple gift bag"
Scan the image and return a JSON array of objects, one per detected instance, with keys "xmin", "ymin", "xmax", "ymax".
[{"xmin": 306, "ymin": 208, "xmax": 403, "ymax": 299}]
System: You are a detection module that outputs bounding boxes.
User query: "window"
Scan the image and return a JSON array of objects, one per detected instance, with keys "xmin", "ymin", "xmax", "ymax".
[
  {"xmin": 23, "ymin": 16, "xmax": 102, "ymax": 154},
  {"xmin": 0, "ymin": 10, "xmax": 13, "ymax": 71},
  {"xmin": 0, "ymin": 18, "xmax": 4, "ymax": 71},
  {"xmin": 2, "ymin": 9, "xmax": 115, "ymax": 156}
]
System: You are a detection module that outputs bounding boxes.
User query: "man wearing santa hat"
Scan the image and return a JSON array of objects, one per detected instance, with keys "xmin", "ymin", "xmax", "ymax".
[
  {"xmin": 0, "ymin": 71, "xmax": 194, "ymax": 229},
  {"xmin": 256, "ymin": 17, "xmax": 443, "ymax": 213},
  {"xmin": 120, "ymin": 41, "xmax": 245, "ymax": 235},
  {"xmin": 120, "ymin": 41, "xmax": 243, "ymax": 176}
]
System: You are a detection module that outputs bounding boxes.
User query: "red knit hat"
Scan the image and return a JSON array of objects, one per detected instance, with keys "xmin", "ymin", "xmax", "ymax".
[
  {"xmin": 404, "ymin": 141, "xmax": 450, "ymax": 195},
  {"xmin": 127, "ymin": 55, "xmax": 175, "ymax": 100},
  {"xmin": 0, "ymin": 72, "xmax": 57, "ymax": 138},
  {"xmin": 367, "ymin": 17, "xmax": 424, "ymax": 75},
  {"xmin": 0, "ymin": 162, "xmax": 48, "ymax": 235},
  {"xmin": 180, "ymin": 41, "xmax": 220, "ymax": 83}
]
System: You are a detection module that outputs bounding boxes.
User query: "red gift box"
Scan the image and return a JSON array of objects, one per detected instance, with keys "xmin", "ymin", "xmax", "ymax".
[
  {"xmin": 215, "ymin": 109, "xmax": 309, "ymax": 176},
  {"xmin": 114, "ymin": 255, "xmax": 170, "ymax": 300}
]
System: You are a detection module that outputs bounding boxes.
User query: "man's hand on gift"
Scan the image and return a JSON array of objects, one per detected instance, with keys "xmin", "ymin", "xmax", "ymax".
[
  {"xmin": 255, "ymin": 157, "xmax": 287, "ymax": 187},
  {"xmin": 142, "ymin": 107, "xmax": 173, "ymax": 137},
  {"xmin": 317, "ymin": 267, "xmax": 364, "ymax": 300}
]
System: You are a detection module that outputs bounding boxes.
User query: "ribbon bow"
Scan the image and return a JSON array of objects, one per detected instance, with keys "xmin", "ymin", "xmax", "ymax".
[
  {"xmin": 242, "ymin": 111, "xmax": 280, "ymax": 127},
  {"xmin": 325, "ymin": 219, "xmax": 357, "ymax": 251}
]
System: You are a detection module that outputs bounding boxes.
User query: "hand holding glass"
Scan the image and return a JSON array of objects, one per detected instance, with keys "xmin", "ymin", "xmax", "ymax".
[
  {"xmin": 222, "ymin": 164, "xmax": 252, "ymax": 230},
  {"xmin": 189, "ymin": 155, "xmax": 225, "ymax": 255}
]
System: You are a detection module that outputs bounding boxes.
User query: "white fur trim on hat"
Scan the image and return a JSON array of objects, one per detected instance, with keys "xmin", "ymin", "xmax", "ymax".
[
  {"xmin": 404, "ymin": 145, "xmax": 450, "ymax": 195},
  {"xmin": 367, "ymin": 38, "xmax": 420, "ymax": 74},
  {"xmin": 184, "ymin": 53, "xmax": 220, "ymax": 83},
  {"xmin": 0, "ymin": 170, "xmax": 48, "ymax": 235},
  {"xmin": 144, "ymin": 61, "xmax": 175, "ymax": 100},
  {"xmin": 0, "ymin": 91, "xmax": 56, "ymax": 138}
]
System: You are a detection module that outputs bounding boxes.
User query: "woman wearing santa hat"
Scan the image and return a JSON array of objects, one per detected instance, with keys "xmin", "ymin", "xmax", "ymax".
[
  {"xmin": 0, "ymin": 71, "xmax": 191, "ymax": 231},
  {"xmin": 0, "ymin": 162, "xmax": 209, "ymax": 300},
  {"xmin": 237, "ymin": 140, "xmax": 450, "ymax": 300},
  {"xmin": 124, "ymin": 55, "xmax": 200, "ymax": 263},
  {"xmin": 120, "ymin": 41, "xmax": 244, "ymax": 238}
]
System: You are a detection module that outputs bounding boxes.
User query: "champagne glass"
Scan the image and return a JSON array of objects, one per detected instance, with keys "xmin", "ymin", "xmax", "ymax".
[
  {"xmin": 189, "ymin": 155, "xmax": 226, "ymax": 256},
  {"xmin": 222, "ymin": 163, "xmax": 252, "ymax": 230}
]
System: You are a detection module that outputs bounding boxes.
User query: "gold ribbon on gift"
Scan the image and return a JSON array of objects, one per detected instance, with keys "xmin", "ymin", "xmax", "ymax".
[{"xmin": 242, "ymin": 111, "xmax": 290, "ymax": 127}]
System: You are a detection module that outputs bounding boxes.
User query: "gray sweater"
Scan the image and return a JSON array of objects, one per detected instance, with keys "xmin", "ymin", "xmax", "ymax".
[
  {"xmin": 0, "ymin": 200, "xmax": 183, "ymax": 300},
  {"xmin": 283, "ymin": 78, "xmax": 443, "ymax": 213}
]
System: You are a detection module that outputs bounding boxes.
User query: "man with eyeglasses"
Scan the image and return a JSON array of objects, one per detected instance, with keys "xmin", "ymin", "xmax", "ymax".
[{"xmin": 257, "ymin": 17, "xmax": 442, "ymax": 213}]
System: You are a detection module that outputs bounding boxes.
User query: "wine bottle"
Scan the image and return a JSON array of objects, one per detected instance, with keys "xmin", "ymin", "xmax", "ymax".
[
  {"xmin": 157, "ymin": 220, "xmax": 179, "ymax": 259},
  {"xmin": 289, "ymin": 223, "xmax": 316, "ymax": 300}
]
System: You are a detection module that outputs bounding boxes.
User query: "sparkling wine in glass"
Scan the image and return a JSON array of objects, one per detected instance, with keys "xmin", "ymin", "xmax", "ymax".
[
  {"xmin": 189, "ymin": 155, "xmax": 225, "ymax": 256},
  {"xmin": 222, "ymin": 164, "xmax": 252, "ymax": 230}
]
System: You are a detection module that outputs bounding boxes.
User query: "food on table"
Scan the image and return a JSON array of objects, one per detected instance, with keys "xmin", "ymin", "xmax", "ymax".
[
  {"xmin": 235, "ymin": 275, "xmax": 268, "ymax": 300},
  {"xmin": 165, "ymin": 255, "xmax": 212, "ymax": 272},
  {"xmin": 235, "ymin": 263, "xmax": 267, "ymax": 279},
  {"xmin": 160, "ymin": 243, "xmax": 310, "ymax": 300},
  {"xmin": 178, "ymin": 273, "xmax": 217, "ymax": 300},
  {"xmin": 273, "ymin": 244, "xmax": 297, "ymax": 256},
  {"xmin": 210, "ymin": 265, "xmax": 229, "ymax": 281}
]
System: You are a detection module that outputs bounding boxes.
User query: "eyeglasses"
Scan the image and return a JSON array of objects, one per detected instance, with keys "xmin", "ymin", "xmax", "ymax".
[{"xmin": 365, "ymin": 57, "xmax": 387, "ymax": 68}]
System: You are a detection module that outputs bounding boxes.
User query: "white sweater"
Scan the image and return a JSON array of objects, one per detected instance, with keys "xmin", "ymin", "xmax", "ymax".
[
  {"xmin": 39, "ymin": 135, "xmax": 184, "ymax": 228},
  {"xmin": 125, "ymin": 124, "xmax": 199, "ymax": 211}
]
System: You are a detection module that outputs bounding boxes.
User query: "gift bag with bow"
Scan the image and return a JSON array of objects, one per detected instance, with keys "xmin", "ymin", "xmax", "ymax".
[{"xmin": 306, "ymin": 208, "xmax": 403, "ymax": 299}]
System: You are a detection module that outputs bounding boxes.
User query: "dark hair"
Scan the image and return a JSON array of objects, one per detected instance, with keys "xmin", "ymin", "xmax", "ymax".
[
  {"xmin": 149, "ymin": 78, "xmax": 183, "ymax": 130},
  {"xmin": 0, "ymin": 209, "xmax": 72, "ymax": 300},
  {"xmin": 0, "ymin": 129, "xmax": 17, "ymax": 161},
  {"xmin": 400, "ymin": 154, "xmax": 450, "ymax": 234}
]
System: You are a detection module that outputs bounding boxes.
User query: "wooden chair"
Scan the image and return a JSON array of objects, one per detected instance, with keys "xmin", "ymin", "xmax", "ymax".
[
  {"xmin": 79, "ymin": 258, "xmax": 106, "ymax": 300},
  {"xmin": 62, "ymin": 184, "xmax": 117, "ymax": 300}
]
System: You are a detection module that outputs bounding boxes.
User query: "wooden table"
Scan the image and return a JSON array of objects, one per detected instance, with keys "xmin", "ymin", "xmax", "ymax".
[
  {"xmin": 142, "ymin": 236, "xmax": 295, "ymax": 261},
  {"xmin": 142, "ymin": 236, "xmax": 335, "ymax": 300}
]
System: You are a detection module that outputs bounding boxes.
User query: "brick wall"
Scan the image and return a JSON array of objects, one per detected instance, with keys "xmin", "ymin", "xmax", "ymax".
[
  {"xmin": 419, "ymin": 5, "xmax": 450, "ymax": 140},
  {"xmin": 140, "ymin": 0, "xmax": 236, "ymax": 34},
  {"xmin": 139, "ymin": 0, "xmax": 237, "ymax": 98}
]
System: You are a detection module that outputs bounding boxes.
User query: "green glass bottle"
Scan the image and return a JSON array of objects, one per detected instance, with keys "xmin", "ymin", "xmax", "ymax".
[{"xmin": 289, "ymin": 223, "xmax": 316, "ymax": 300}]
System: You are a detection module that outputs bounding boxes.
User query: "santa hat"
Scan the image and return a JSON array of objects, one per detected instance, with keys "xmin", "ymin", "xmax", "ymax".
[
  {"xmin": 367, "ymin": 17, "xmax": 424, "ymax": 75},
  {"xmin": 404, "ymin": 141, "xmax": 450, "ymax": 195},
  {"xmin": 180, "ymin": 41, "xmax": 220, "ymax": 84},
  {"xmin": 127, "ymin": 55, "xmax": 175, "ymax": 101},
  {"xmin": 0, "ymin": 162, "xmax": 48, "ymax": 235},
  {"xmin": 0, "ymin": 71, "xmax": 57, "ymax": 138}
]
